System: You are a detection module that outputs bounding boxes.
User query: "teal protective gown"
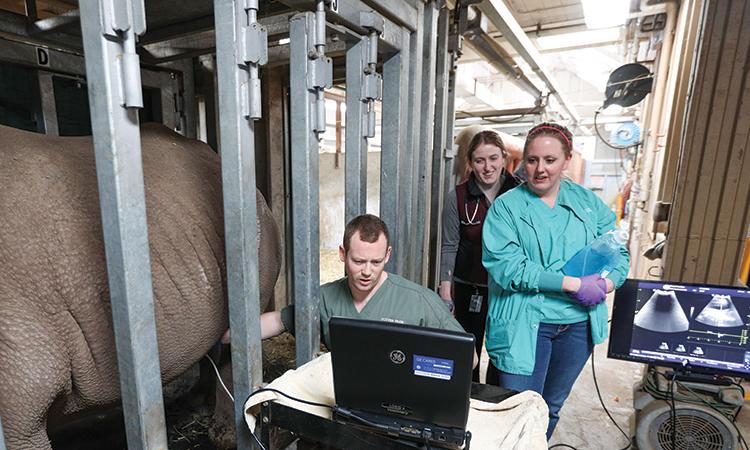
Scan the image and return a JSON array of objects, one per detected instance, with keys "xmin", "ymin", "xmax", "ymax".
[{"xmin": 482, "ymin": 180, "xmax": 630, "ymax": 375}]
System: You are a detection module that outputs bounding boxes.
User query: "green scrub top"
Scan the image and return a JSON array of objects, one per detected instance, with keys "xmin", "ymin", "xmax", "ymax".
[
  {"xmin": 526, "ymin": 199, "xmax": 590, "ymax": 324},
  {"xmin": 281, "ymin": 273, "xmax": 465, "ymax": 348}
]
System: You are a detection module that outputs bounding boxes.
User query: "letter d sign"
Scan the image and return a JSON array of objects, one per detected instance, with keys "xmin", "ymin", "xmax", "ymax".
[{"xmin": 36, "ymin": 47, "xmax": 49, "ymax": 66}]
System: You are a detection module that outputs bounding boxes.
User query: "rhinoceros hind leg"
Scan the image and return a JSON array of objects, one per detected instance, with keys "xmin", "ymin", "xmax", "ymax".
[{"xmin": 0, "ymin": 297, "xmax": 71, "ymax": 450}]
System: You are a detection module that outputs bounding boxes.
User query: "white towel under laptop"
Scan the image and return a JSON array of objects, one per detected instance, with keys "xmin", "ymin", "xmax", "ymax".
[{"xmin": 244, "ymin": 353, "xmax": 549, "ymax": 449}]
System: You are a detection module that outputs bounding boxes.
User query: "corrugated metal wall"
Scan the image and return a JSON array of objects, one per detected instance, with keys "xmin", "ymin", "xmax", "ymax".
[{"xmin": 664, "ymin": 0, "xmax": 750, "ymax": 285}]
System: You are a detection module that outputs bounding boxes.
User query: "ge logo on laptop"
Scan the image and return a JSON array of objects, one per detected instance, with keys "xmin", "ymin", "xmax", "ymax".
[{"xmin": 389, "ymin": 350, "xmax": 406, "ymax": 364}]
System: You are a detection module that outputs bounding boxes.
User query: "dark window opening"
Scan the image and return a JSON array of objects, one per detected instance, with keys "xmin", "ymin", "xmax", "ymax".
[{"xmin": 0, "ymin": 62, "xmax": 44, "ymax": 133}]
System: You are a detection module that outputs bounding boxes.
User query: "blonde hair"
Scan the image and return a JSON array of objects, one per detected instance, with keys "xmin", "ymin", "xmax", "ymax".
[
  {"xmin": 454, "ymin": 125, "xmax": 493, "ymax": 180},
  {"xmin": 466, "ymin": 130, "xmax": 507, "ymax": 162}
]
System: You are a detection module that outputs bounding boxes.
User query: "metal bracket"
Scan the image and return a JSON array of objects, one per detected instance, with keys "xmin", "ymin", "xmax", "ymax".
[
  {"xmin": 100, "ymin": 0, "xmax": 147, "ymax": 108},
  {"xmin": 362, "ymin": 71, "xmax": 381, "ymax": 137},
  {"xmin": 101, "ymin": 0, "xmax": 146, "ymax": 36},
  {"xmin": 327, "ymin": 0, "xmax": 339, "ymax": 13},
  {"xmin": 448, "ymin": 0, "xmax": 481, "ymax": 57},
  {"xmin": 362, "ymin": 72, "xmax": 382, "ymax": 101},
  {"xmin": 307, "ymin": 52, "xmax": 332, "ymax": 131},
  {"xmin": 359, "ymin": 11, "xmax": 384, "ymax": 34},
  {"xmin": 240, "ymin": 22, "xmax": 268, "ymax": 65},
  {"xmin": 308, "ymin": 55, "xmax": 333, "ymax": 91}
]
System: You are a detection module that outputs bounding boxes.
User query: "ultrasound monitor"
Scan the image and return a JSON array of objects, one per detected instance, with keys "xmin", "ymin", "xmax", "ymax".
[{"xmin": 609, "ymin": 279, "xmax": 750, "ymax": 379}]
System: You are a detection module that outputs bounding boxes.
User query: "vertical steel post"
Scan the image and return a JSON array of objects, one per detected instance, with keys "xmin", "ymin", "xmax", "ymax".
[
  {"xmin": 442, "ymin": 73, "xmax": 458, "ymax": 198},
  {"xmin": 414, "ymin": 1, "xmax": 439, "ymax": 285},
  {"xmin": 78, "ymin": 1, "xmax": 167, "ymax": 448},
  {"xmin": 401, "ymin": 3, "xmax": 424, "ymax": 280},
  {"xmin": 290, "ymin": 9, "xmax": 330, "ymax": 365},
  {"xmin": 214, "ymin": 0, "xmax": 267, "ymax": 448},
  {"xmin": 428, "ymin": 6, "xmax": 451, "ymax": 289},
  {"xmin": 380, "ymin": 29, "xmax": 410, "ymax": 273},
  {"xmin": 345, "ymin": 39, "xmax": 368, "ymax": 223}
]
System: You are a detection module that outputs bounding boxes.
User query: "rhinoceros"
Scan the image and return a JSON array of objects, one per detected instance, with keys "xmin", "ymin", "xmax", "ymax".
[{"xmin": 0, "ymin": 123, "xmax": 280, "ymax": 449}]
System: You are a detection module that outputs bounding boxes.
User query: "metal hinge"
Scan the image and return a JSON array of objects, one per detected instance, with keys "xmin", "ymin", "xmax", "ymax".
[
  {"xmin": 237, "ymin": 0, "xmax": 267, "ymax": 120},
  {"xmin": 101, "ymin": 0, "xmax": 146, "ymax": 108}
]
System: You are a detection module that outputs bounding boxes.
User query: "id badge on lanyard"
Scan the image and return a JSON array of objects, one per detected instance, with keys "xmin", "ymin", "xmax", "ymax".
[{"xmin": 469, "ymin": 291, "xmax": 483, "ymax": 313}]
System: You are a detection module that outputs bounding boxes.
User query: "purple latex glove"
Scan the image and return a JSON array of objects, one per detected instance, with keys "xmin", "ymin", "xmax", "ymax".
[{"xmin": 570, "ymin": 274, "xmax": 607, "ymax": 307}]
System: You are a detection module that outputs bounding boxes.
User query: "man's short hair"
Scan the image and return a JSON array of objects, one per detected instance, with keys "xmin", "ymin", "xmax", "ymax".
[{"xmin": 343, "ymin": 214, "xmax": 390, "ymax": 252}]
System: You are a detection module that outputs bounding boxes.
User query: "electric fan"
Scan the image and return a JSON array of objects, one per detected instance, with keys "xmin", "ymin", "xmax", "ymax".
[
  {"xmin": 611, "ymin": 122, "xmax": 641, "ymax": 147},
  {"xmin": 631, "ymin": 371, "xmax": 742, "ymax": 450}
]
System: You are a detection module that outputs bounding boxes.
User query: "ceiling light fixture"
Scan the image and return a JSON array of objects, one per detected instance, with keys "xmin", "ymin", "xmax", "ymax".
[{"xmin": 581, "ymin": 0, "xmax": 630, "ymax": 29}]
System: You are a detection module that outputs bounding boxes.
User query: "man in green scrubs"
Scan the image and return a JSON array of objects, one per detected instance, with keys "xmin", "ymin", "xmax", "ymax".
[
  {"xmin": 221, "ymin": 214, "xmax": 475, "ymax": 365},
  {"xmin": 255, "ymin": 215, "xmax": 471, "ymax": 360}
]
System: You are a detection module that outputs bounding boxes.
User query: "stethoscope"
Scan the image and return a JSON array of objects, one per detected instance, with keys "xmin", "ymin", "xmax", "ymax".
[{"xmin": 460, "ymin": 201, "xmax": 481, "ymax": 226}]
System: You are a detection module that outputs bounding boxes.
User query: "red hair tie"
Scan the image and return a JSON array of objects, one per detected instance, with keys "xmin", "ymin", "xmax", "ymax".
[{"xmin": 530, "ymin": 125, "xmax": 571, "ymax": 148}]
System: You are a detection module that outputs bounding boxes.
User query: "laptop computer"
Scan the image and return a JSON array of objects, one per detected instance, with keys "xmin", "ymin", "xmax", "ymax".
[{"xmin": 329, "ymin": 317, "xmax": 475, "ymax": 448}]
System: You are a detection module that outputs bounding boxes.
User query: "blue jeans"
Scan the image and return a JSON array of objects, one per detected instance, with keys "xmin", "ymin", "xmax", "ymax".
[{"xmin": 493, "ymin": 321, "xmax": 593, "ymax": 439}]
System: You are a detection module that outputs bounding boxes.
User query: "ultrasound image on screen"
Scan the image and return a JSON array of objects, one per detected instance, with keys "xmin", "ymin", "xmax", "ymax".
[
  {"xmin": 633, "ymin": 289, "xmax": 689, "ymax": 332},
  {"xmin": 629, "ymin": 282, "xmax": 750, "ymax": 374}
]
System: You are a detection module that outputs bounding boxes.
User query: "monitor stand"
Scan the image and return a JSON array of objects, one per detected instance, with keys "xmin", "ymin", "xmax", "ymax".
[{"xmin": 661, "ymin": 367, "xmax": 733, "ymax": 386}]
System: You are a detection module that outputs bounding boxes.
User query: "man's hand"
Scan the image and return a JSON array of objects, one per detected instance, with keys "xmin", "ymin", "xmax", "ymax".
[
  {"xmin": 220, "ymin": 311, "xmax": 287, "ymax": 344},
  {"xmin": 221, "ymin": 328, "xmax": 232, "ymax": 344}
]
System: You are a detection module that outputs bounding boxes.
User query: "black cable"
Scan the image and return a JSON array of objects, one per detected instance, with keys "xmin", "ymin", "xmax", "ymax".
[
  {"xmin": 648, "ymin": 370, "xmax": 677, "ymax": 449},
  {"xmin": 730, "ymin": 381, "xmax": 746, "ymax": 420},
  {"xmin": 485, "ymin": 113, "xmax": 529, "ymax": 124},
  {"xmin": 333, "ymin": 406, "xmax": 391, "ymax": 430},
  {"xmin": 667, "ymin": 372, "xmax": 677, "ymax": 450},
  {"xmin": 592, "ymin": 109, "xmax": 639, "ymax": 193},
  {"xmin": 590, "ymin": 347, "xmax": 632, "ymax": 450},
  {"xmin": 730, "ymin": 380, "xmax": 746, "ymax": 395},
  {"xmin": 249, "ymin": 427, "xmax": 268, "ymax": 450},
  {"xmin": 459, "ymin": 110, "xmax": 531, "ymax": 124},
  {"xmin": 246, "ymin": 387, "xmax": 332, "ymax": 409},
  {"xmin": 243, "ymin": 387, "xmax": 332, "ymax": 450},
  {"xmin": 592, "ymin": 109, "xmax": 642, "ymax": 150},
  {"xmin": 645, "ymin": 371, "xmax": 739, "ymax": 416},
  {"xmin": 548, "ymin": 444, "xmax": 579, "ymax": 449}
]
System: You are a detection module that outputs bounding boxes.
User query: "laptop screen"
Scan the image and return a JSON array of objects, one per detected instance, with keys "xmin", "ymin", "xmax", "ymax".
[{"xmin": 329, "ymin": 317, "xmax": 475, "ymax": 430}]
